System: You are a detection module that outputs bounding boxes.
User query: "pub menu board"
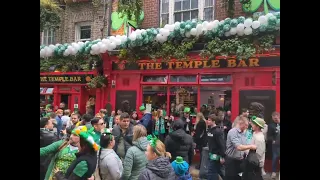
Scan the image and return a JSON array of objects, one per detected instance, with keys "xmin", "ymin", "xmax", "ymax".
[
  {"xmin": 115, "ymin": 90, "xmax": 137, "ymax": 113},
  {"xmin": 239, "ymin": 90, "xmax": 276, "ymax": 124}
]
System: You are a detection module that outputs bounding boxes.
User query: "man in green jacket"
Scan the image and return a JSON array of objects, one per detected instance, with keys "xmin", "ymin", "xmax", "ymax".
[{"xmin": 89, "ymin": 118, "xmax": 108, "ymax": 145}]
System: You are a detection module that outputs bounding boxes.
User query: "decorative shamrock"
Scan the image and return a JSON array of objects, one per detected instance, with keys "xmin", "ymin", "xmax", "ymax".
[
  {"xmin": 147, "ymin": 134, "xmax": 158, "ymax": 149},
  {"xmin": 242, "ymin": 0, "xmax": 280, "ymax": 14},
  {"xmin": 111, "ymin": 11, "xmax": 145, "ymax": 35}
]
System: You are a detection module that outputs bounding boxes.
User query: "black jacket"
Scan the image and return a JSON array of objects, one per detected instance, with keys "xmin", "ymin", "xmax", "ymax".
[
  {"xmin": 40, "ymin": 128, "xmax": 59, "ymax": 180},
  {"xmin": 164, "ymin": 129, "xmax": 194, "ymax": 164},
  {"xmin": 112, "ymin": 124, "xmax": 133, "ymax": 157},
  {"xmin": 217, "ymin": 118, "xmax": 232, "ymax": 141},
  {"xmin": 194, "ymin": 119, "xmax": 207, "ymax": 146},
  {"xmin": 207, "ymin": 126, "xmax": 226, "ymax": 158},
  {"xmin": 181, "ymin": 116, "xmax": 194, "ymax": 134},
  {"xmin": 267, "ymin": 122, "xmax": 280, "ymax": 145}
]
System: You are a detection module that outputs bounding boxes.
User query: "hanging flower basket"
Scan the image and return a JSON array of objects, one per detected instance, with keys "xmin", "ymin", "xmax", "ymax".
[{"xmin": 86, "ymin": 75, "xmax": 107, "ymax": 89}]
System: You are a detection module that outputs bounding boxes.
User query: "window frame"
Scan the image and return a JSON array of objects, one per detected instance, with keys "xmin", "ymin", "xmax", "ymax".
[
  {"xmin": 140, "ymin": 75, "xmax": 169, "ymax": 85},
  {"xmin": 199, "ymin": 73, "xmax": 233, "ymax": 85},
  {"xmin": 168, "ymin": 74, "xmax": 199, "ymax": 85},
  {"xmin": 41, "ymin": 29, "xmax": 55, "ymax": 45},
  {"xmin": 160, "ymin": 0, "xmax": 215, "ymax": 25},
  {"xmin": 75, "ymin": 21, "xmax": 92, "ymax": 42}
]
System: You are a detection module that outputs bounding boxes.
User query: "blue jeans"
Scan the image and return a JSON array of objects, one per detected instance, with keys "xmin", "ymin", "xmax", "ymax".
[
  {"xmin": 207, "ymin": 159, "xmax": 224, "ymax": 180},
  {"xmin": 272, "ymin": 145, "xmax": 280, "ymax": 172}
]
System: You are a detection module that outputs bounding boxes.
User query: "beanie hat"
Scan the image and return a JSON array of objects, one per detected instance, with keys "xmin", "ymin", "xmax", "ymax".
[
  {"xmin": 139, "ymin": 106, "xmax": 146, "ymax": 111},
  {"xmin": 183, "ymin": 107, "xmax": 190, "ymax": 113},
  {"xmin": 171, "ymin": 156, "xmax": 189, "ymax": 176}
]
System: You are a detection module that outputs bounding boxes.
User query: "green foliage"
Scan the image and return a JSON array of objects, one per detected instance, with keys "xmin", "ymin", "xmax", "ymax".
[
  {"xmin": 40, "ymin": 0, "xmax": 62, "ymax": 32},
  {"xmin": 118, "ymin": 0, "xmax": 143, "ymax": 25},
  {"xmin": 118, "ymin": 39, "xmax": 196, "ymax": 62},
  {"xmin": 86, "ymin": 75, "xmax": 107, "ymax": 89},
  {"xmin": 200, "ymin": 34, "xmax": 275, "ymax": 60},
  {"xmin": 40, "ymin": 55, "xmax": 101, "ymax": 72}
]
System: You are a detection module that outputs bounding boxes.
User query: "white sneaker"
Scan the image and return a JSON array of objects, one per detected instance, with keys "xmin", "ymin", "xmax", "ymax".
[
  {"xmin": 271, "ymin": 172, "xmax": 277, "ymax": 179},
  {"xmin": 261, "ymin": 168, "xmax": 266, "ymax": 176}
]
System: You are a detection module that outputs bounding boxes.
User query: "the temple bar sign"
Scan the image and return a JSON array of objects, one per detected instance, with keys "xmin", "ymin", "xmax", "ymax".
[
  {"xmin": 113, "ymin": 56, "xmax": 280, "ymax": 70},
  {"xmin": 139, "ymin": 58, "xmax": 259, "ymax": 70},
  {"xmin": 40, "ymin": 74, "xmax": 93, "ymax": 84}
]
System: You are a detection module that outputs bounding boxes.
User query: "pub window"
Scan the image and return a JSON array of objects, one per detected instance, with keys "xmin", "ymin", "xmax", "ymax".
[
  {"xmin": 142, "ymin": 76, "xmax": 168, "ymax": 83},
  {"xmin": 170, "ymin": 75, "xmax": 197, "ymax": 82},
  {"xmin": 142, "ymin": 86, "xmax": 167, "ymax": 112},
  {"xmin": 169, "ymin": 86, "xmax": 198, "ymax": 117},
  {"xmin": 200, "ymin": 74, "xmax": 231, "ymax": 83}
]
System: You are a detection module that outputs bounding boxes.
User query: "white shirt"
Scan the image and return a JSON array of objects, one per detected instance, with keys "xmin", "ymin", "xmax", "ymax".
[{"xmin": 251, "ymin": 131, "xmax": 266, "ymax": 167}]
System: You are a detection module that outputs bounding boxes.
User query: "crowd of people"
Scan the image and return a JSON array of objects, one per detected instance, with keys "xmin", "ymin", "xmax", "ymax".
[{"xmin": 40, "ymin": 102, "xmax": 280, "ymax": 180}]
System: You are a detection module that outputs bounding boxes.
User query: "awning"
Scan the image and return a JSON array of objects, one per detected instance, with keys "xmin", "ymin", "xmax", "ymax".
[{"xmin": 40, "ymin": 87, "xmax": 54, "ymax": 94}]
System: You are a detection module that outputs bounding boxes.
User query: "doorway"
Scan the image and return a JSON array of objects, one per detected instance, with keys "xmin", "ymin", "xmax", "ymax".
[{"xmin": 60, "ymin": 94, "xmax": 71, "ymax": 109}]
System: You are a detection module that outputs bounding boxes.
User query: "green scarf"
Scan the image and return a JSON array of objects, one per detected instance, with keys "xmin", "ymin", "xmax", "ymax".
[{"xmin": 154, "ymin": 118, "xmax": 165, "ymax": 135}]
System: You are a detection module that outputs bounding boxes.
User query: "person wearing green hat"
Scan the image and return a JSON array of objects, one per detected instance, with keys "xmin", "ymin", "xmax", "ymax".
[
  {"xmin": 40, "ymin": 126, "xmax": 87, "ymax": 180},
  {"xmin": 54, "ymin": 130, "xmax": 99, "ymax": 180},
  {"xmin": 181, "ymin": 107, "xmax": 193, "ymax": 134},
  {"xmin": 242, "ymin": 116, "xmax": 266, "ymax": 180},
  {"xmin": 45, "ymin": 104, "xmax": 53, "ymax": 118},
  {"xmin": 171, "ymin": 156, "xmax": 192, "ymax": 180},
  {"xmin": 138, "ymin": 105, "xmax": 153, "ymax": 135}
]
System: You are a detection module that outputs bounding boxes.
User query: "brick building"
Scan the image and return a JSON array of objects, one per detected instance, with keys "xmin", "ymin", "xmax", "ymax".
[{"xmin": 40, "ymin": 0, "xmax": 269, "ymax": 46}]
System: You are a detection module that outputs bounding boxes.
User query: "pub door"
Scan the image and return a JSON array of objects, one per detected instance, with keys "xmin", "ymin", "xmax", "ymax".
[{"xmin": 60, "ymin": 94, "xmax": 71, "ymax": 109}]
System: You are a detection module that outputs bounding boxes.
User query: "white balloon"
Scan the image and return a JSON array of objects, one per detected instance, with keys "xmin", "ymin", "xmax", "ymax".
[
  {"xmin": 63, "ymin": 50, "xmax": 70, "ymax": 56},
  {"xmin": 185, "ymin": 31, "xmax": 191, "ymax": 38},
  {"xmin": 244, "ymin": 19, "xmax": 253, "ymax": 28},
  {"xmin": 202, "ymin": 27, "xmax": 208, "ymax": 35},
  {"xmin": 109, "ymin": 42, "xmax": 116, "ymax": 50},
  {"xmin": 69, "ymin": 47, "xmax": 76, "ymax": 55},
  {"xmin": 163, "ymin": 29, "xmax": 170, "ymax": 37},
  {"xmin": 129, "ymin": 33, "xmax": 137, "ymax": 41},
  {"xmin": 190, "ymin": 28, "xmax": 197, "ymax": 36},
  {"xmin": 96, "ymin": 38, "xmax": 101, "ymax": 41},
  {"xmin": 78, "ymin": 42, "xmax": 84, "ymax": 47},
  {"xmin": 237, "ymin": 31, "xmax": 244, "ymax": 36},
  {"xmin": 202, "ymin": 21, "xmax": 209, "ymax": 28},
  {"xmin": 252, "ymin": 21, "xmax": 261, "ymax": 29},
  {"xmin": 230, "ymin": 27, "xmax": 237, "ymax": 35},
  {"xmin": 40, "ymin": 49, "xmax": 45, "ymax": 57},
  {"xmin": 91, "ymin": 44, "xmax": 99, "ymax": 52},
  {"xmin": 265, "ymin": 13, "xmax": 274, "ymax": 18},
  {"xmin": 116, "ymin": 35, "xmax": 121, "ymax": 39},
  {"xmin": 174, "ymin": 22, "xmax": 181, "ymax": 29},
  {"xmin": 73, "ymin": 44, "xmax": 80, "ymax": 50},
  {"xmin": 109, "ymin": 36, "xmax": 116, "ymax": 42},
  {"xmin": 236, "ymin": 23, "xmax": 245, "ymax": 31},
  {"xmin": 120, "ymin": 36, "xmax": 127, "ymax": 43},
  {"xmin": 90, "ymin": 50, "xmax": 95, "ymax": 55},
  {"xmin": 244, "ymin": 27, "xmax": 253, "ymax": 35},
  {"xmin": 135, "ymin": 29, "xmax": 142, "ymax": 35},
  {"xmin": 164, "ymin": 24, "xmax": 170, "ymax": 30},
  {"xmin": 102, "ymin": 39, "xmax": 111, "ymax": 45},
  {"xmin": 219, "ymin": 20, "xmax": 224, "ymax": 26},
  {"xmin": 168, "ymin": 25, "xmax": 175, "ymax": 32},
  {"xmin": 115, "ymin": 39, "xmax": 122, "ymax": 46},
  {"xmin": 212, "ymin": 20, "xmax": 219, "ymax": 28},
  {"xmin": 159, "ymin": 28, "xmax": 165, "ymax": 35},
  {"xmin": 156, "ymin": 34, "xmax": 162, "ymax": 42},
  {"xmin": 161, "ymin": 35, "xmax": 167, "ymax": 42},
  {"xmin": 49, "ymin": 44, "xmax": 55, "ymax": 50},
  {"xmin": 55, "ymin": 44, "xmax": 61, "ymax": 48},
  {"xmin": 225, "ymin": 31, "xmax": 231, "ymax": 37},
  {"xmin": 207, "ymin": 22, "xmax": 214, "ymax": 30},
  {"xmin": 97, "ymin": 42, "xmax": 103, "ymax": 46},
  {"xmin": 99, "ymin": 44, "xmax": 107, "ymax": 53},
  {"xmin": 258, "ymin": 16, "xmax": 267, "ymax": 25}
]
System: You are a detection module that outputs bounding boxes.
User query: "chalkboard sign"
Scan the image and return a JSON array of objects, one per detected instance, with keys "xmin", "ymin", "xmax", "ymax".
[{"xmin": 115, "ymin": 90, "xmax": 137, "ymax": 114}]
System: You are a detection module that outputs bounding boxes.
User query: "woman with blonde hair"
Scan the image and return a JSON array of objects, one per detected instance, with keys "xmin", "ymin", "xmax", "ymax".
[
  {"xmin": 154, "ymin": 109, "xmax": 166, "ymax": 142},
  {"xmin": 138, "ymin": 135, "xmax": 175, "ymax": 180},
  {"xmin": 122, "ymin": 125, "xmax": 149, "ymax": 180},
  {"xmin": 193, "ymin": 112, "xmax": 207, "ymax": 169}
]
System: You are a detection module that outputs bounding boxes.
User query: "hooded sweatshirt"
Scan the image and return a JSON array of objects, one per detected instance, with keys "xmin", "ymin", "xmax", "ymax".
[
  {"xmin": 176, "ymin": 173, "xmax": 192, "ymax": 180},
  {"xmin": 122, "ymin": 137, "xmax": 149, "ymax": 180},
  {"xmin": 99, "ymin": 148, "xmax": 123, "ymax": 180},
  {"xmin": 164, "ymin": 128, "xmax": 194, "ymax": 164},
  {"xmin": 138, "ymin": 156, "xmax": 176, "ymax": 180}
]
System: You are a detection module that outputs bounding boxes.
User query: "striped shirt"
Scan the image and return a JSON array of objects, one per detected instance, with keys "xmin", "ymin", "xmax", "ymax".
[{"xmin": 226, "ymin": 127, "xmax": 247, "ymax": 159}]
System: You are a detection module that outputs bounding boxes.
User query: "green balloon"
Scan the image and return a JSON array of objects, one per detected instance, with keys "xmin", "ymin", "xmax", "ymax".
[
  {"xmin": 218, "ymin": 30, "xmax": 224, "ymax": 37},
  {"xmin": 191, "ymin": 21, "xmax": 197, "ymax": 28},
  {"xmin": 84, "ymin": 47, "xmax": 90, "ymax": 53},
  {"xmin": 266, "ymin": 25, "xmax": 275, "ymax": 32},
  {"xmin": 58, "ymin": 49, "xmax": 63, "ymax": 56},
  {"xmin": 274, "ymin": 12, "xmax": 280, "ymax": 19},
  {"xmin": 230, "ymin": 19, "xmax": 238, "ymax": 27},
  {"xmin": 60, "ymin": 46, "xmax": 66, "ymax": 51},
  {"xmin": 63, "ymin": 43, "xmax": 69, "ymax": 47},
  {"xmin": 180, "ymin": 22, "xmax": 186, "ymax": 29},
  {"xmin": 224, "ymin": 18, "xmax": 231, "ymax": 25},
  {"xmin": 136, "ymin": 35, "xmax": 142, "ymax": 40},
  {"xmin": 259, "ymin": 25, "xmax": 267, "ymax": 32},
  {"xmin": 185, "ymin": 24, "xmax": 191, "ymax": 31},
  {"xmin": 268, "ymin": 16, "xmax": 277, "ymax": 26},
  {"xmin": 237, "ymin": 16, "xmax": 245, "ymax": 24},
  {"xmin": 276, "ymin": 19, "xmax": 280, "ymax": 27},
  {"xmin": 223, "ymin": 24, "xmax": 231, "ymax": 32},
  {"xmin": 54, "ymin": 48, "xmax": 59, "ymax": 56}
]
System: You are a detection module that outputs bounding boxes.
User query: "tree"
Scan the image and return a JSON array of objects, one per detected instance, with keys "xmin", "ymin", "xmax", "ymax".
[{"xmin": 40, "ymin": 0, "xmax": 62, "ymax": 32}]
